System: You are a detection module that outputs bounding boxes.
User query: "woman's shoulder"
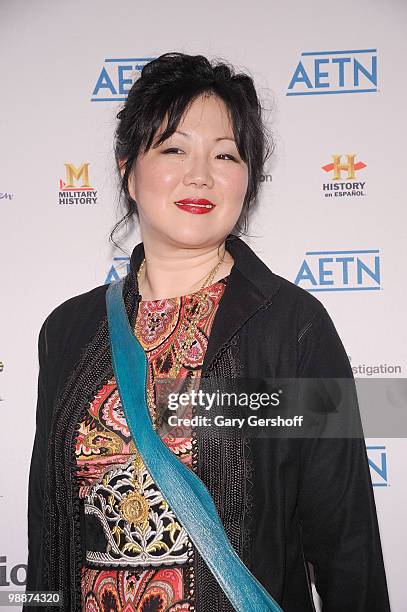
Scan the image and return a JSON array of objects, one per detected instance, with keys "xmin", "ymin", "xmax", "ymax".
[
  {"xmin": 233, "ymin": 236, "xmax": 328, "ymax": 324},
  {"xmin": 38, "ymin": 281, "xmax": 110, "ymax": 363},
  {"xmin": 46, "ymin": 281, "xmax": 108, "ymax": 331},
  {"xmin": 256, "ymin": 270, "xmax": 351, "ymax": 377},
  {"xmin": 51, "ymin": 281, "xmax": 108, "ymax": 315},
  {"xmin": 257, "ymin": 265, "xmax": 329, "ymax": 331}
]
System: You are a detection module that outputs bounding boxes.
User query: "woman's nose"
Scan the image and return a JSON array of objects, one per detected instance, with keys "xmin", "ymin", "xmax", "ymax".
[{"xmin": 183, "ymin": 158, "xmax": 214, "ymax": 187}]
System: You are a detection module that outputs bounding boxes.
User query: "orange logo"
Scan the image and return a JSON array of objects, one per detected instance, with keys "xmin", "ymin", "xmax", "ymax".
[
  {"xmin": 60, "ymin": 162, "xmax": 93, "ymax": 190},
  {"xmin": 322, "ymin": 154, "xmax": 367, "ymax": 180}
]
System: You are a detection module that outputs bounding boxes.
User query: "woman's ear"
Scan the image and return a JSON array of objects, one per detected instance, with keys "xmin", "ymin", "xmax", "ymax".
[
  {"xmin": 119, "ymin": 160, "xmax": 137, "ymax": 203},
  {"xmin": 118, "ymin": 158, "xmax": 127, "ymax": 178}
]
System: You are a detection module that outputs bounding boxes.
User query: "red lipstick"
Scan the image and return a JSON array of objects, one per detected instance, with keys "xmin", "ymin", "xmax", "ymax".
[{"xmin": 174, "ymin": 198, "xmax": 216, "ymax": 215}]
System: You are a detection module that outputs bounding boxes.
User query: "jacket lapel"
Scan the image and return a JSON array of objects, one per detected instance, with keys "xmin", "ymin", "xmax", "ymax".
[{"xmin": 201, "ymin": 264, "xmax": 271, "ymax": 373}]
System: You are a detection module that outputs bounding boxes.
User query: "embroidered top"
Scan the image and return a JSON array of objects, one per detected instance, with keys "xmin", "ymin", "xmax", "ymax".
[{"xmin": 75, "ymin": 275, "xmax": 229, "ymax": 611}]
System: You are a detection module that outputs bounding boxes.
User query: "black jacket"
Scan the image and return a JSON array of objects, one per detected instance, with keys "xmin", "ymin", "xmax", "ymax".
[{"xmin": 25, "ymin": 233, "xmax": 391, "ymax": 611}]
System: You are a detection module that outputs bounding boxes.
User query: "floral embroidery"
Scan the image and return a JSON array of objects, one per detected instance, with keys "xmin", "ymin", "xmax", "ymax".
[{"xmin": 84, "ymin": 454, "xmax": 190, "ymax": 566}]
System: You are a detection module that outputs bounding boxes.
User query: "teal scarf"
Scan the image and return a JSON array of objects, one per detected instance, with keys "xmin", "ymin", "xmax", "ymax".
[{"xmin": 106, "ymin": 278, "xmax": 283, "ymax": 612}]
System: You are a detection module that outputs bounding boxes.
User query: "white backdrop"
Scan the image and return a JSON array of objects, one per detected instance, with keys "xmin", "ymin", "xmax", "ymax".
[{"xmin": 1, "ymin": 0, "xmax": 406, "ymax": 609}]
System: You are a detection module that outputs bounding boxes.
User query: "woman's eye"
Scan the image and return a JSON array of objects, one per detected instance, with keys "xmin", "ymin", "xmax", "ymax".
[
  {"xmin": 217, "ymin": 153, "xmax": 237, "ymax": 161},
  {"xmin": 161, "ymin": 149, "xmax": 237, "ymax": 161}
]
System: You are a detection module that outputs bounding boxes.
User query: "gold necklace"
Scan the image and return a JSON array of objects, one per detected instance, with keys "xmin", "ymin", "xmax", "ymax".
[{"xmin": 136, "ymin": 251, "xmax": 225, "ymax": 380}]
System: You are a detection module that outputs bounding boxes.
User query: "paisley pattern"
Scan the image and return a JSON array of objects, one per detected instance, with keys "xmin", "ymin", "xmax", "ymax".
[
  {"xmin": 76, "ymin": 275, "xmax": 229, "ymax": 610},
  {"xmin": 80, "ymin": 567, "xmax": 190, "ymax": 611}
]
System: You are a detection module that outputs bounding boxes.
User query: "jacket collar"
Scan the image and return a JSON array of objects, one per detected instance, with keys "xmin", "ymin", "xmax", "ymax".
[{"xmin": 128, "ymin": 233, "xmax": 282, "ymax": 371}]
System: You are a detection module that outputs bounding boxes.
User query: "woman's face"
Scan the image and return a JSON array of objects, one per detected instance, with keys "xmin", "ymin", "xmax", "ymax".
[{"xmin": 126, "ymin": 93, "xmax": 249, "ymax": 250}]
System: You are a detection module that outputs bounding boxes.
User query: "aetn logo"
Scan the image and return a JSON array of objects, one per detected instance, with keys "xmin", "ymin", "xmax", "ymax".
[
  {"xmin": 91, "ymin": 57, "xmax": 156, "ymax": 102},
  {"xmin": 105, "ymin": 257, "xmax": 131, "ymax": 284},
  {"xmin": 287, "ymin": 48, "xmax": 377, "ymax": 96},
  {"xmin": 367, "ymin": 445, "xmax": 388, "ymax": 487},
  {"xmin": 295, "ymin": 249, "xmax": 381, "ymax": 292}
]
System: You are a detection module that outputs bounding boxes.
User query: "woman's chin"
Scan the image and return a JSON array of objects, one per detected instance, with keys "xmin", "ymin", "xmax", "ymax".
[{"xmin": 163, "ymin": 226, "xmax": 229, "ymax": 248}]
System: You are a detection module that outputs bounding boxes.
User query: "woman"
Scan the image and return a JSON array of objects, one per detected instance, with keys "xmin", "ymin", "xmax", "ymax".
[{"xmin": 25, "ymin": 52, "xmax": 391, "ymax": 611}]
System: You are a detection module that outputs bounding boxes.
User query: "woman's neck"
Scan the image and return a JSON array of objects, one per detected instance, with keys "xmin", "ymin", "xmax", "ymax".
[{"xmin": 137, "ymin": 241, "xmax": 234, "ymax": 301}]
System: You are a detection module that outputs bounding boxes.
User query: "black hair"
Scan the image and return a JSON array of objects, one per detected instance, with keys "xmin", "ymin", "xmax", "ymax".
[{"xmin": 110, "ymin": 51, "xmax": 274, "ymax": 250}]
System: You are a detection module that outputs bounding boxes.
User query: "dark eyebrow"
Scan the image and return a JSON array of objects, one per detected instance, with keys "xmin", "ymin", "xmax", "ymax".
[{"xmin": 174, "ymin": 130, "xmax": 235, "ymax": 143}]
